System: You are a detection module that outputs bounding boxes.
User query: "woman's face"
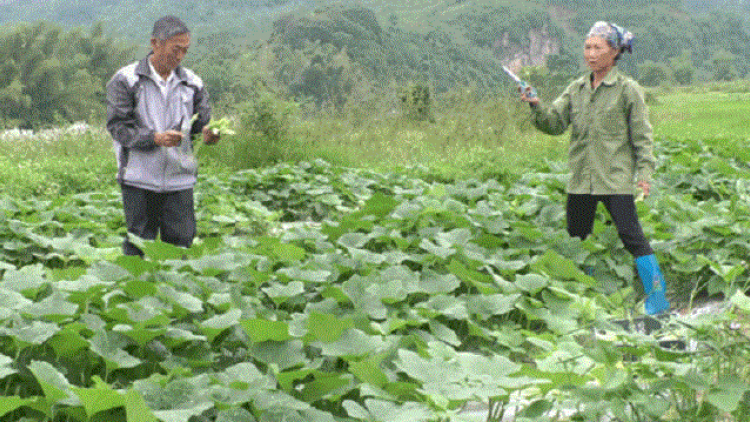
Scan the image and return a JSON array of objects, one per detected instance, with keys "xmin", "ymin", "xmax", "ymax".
[{"xmin": 584, "ymin": 36, "xmax": 619, "ymax": 74}]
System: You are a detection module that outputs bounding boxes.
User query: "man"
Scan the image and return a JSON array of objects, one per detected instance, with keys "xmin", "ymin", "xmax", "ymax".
[{"xmin": 106, "ymin": 16, "xmax": 219, "ymax": 256}]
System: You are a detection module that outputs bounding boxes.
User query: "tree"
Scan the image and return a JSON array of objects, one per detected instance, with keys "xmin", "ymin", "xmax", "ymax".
[
  {"xmin": 669, "ymin": 50, "xmax": 695, "ymax": 85},
  {"xmin": 637, "ymin": 60, "xmax": 671, "ymax": 87},
  {"xmin": 0, "ymin": 21, "xmax": 134, "ymax": 128},
  {"xmin": 709, "ymin": 48, "xmax": 737, "ymax": 81}
]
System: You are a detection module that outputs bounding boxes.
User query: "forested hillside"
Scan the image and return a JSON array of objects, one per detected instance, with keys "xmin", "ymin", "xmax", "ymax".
[{"xmin": 0, "ymin": 0, "xmax": 749, "ymax": 127}]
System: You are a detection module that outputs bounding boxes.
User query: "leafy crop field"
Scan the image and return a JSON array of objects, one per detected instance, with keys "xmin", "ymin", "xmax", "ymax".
[
  {"xmin": 0, "ymin": 143, "xmax": 749, "ymax": 421},
  {"xmin": 1, "ymin": 88, "xmax": 750, "ymax": 421}
]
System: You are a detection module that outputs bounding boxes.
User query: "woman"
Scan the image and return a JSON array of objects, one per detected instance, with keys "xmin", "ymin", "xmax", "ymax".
[{"xmin": 519, "ymin": 21, "xmax": 669, "ymax": 315}]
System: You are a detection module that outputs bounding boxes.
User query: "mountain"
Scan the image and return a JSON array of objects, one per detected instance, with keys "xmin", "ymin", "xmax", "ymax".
[
  {"xmin": 0, "ymin": 0, "xmax": 747, "ymax": 105},
  {"xmin": 0, "ymin": 1, "xmax": 312, "ymax": 42}
]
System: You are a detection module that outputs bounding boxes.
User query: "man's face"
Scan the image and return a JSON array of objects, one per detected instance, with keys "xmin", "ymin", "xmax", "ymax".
[
  {"xmin": 584, "ymin": 36, "xmax": 618, "ymax": 74},
  {"xmin": 150, "ymin": 32, "xmax": 191, "ymax": 73}
]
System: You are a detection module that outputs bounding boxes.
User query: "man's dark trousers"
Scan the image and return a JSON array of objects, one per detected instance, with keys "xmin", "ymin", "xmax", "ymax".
[{"xmin": 121, "ymin": 184, "xmax": 196, "ymax": 256}]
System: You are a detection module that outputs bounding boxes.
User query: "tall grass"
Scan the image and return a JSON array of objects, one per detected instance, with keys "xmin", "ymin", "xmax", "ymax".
[
  {"xmin": 0, "ymin": 125, "xmax": 118, "ymax": 198},
  {"xmin": 2, "ymin": 80, "xmax": 746, "ymax": 200},
  {"xmin": 199, "ymin": 85, "xmax": 566, "ymax": 181}
]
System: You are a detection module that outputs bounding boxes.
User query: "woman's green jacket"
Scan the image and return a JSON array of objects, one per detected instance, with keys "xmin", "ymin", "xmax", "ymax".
[{"xmin": 531, "ymin": 67, "xmax": 655, "ymax": 195}]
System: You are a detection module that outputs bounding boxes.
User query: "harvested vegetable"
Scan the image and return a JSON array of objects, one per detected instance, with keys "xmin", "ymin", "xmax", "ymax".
[{"xmin": 207, "ymin": 117, "xmax": 236, "ymax": 136}]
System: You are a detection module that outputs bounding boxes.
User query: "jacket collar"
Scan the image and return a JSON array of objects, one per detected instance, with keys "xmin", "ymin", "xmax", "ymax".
[
  {"xmin": 136, "ymin": 53, "xmax": 188, "ymax": 81},
  {"xmin": 582, "ymin": 66, "xmax": 619, "ymax": 90}
]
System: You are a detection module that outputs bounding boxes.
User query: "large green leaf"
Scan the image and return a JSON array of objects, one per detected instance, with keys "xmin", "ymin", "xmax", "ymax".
[
  {"xmin": 0, "ymin": 354, "xmax": 16, "ymax": 380},
  {"xmin": 114, "ymin": 255, "xmax": 160, "ymax": 277},
  {"xmin": 133, "ymin": 377, "xmax": 215, "ymax": 422},
  {"xmin": 88, "ymin": 329, "xmax": 142, "ymax": 372},
  {"xmin": 28, "ymin": 360, "xmax": 78, "ymax": 409},
  {"xmin": 0, "ymin": 396, "xmax": 37, "ymax": 418},
  {"xmin": 531, "ymin": 250, "xmax": 595, "ymax": 286},
  {"xmin": 240, "ymin": 318, "xmax": 292, "ymax": 342},
  {"xmin": 343, "ymin": 399, "xmax": 431, "ymax": 422},
  {"xmin": 341, "ymin": 274, "xmax": 388, "ymax": 319},
  {"xmin": 216, "ymin": 407, "xmax": 256, "ymax": 422},
  {"xmin": 323, "ymin": 192, "xmax": 398, "ymax": 241},
  {"xmin": 21, "ymin": 290, "xmax": 78, "ymax": 321},
  {"xmin": 0, "ymin": 287, "xmax": 32, "ymax": 310},
  {"xmin": 112, "ymin": 324, "xmax": 167, "ymax": 348},
  {"xmin": 347, "ymin": 355, "xmax": 389, "ymax": 388},
  {"xmin": 315, "ymin": 329, "xmax": 387, "ymax": 358},
  {"xmin": 447, "ymin": 259, "xmax": 496, "ymax": 293},
  {"xmin": 305, "ymin": 312, "xmax": 354, "ymax": 343},
  {"xmin": 707, "ymin": 376, "xmax": 749, "ymax": 413},
  {"xmin": 159, "ymin": 285, "xmax": 203, "ymax": 314},
  {"xmin": 72, "ymin": 376, "xmax": 125, "ymax": 419},
  {"xmin": 252, "ymin": 237, "xmax": 306, "ymax": 262},
  {"xmin": 247, "ymin": 340, "xmax": 307, "ymax": 371},
  {"xmin": 0, "ymin": 320, "xmax": 60, "ymax": 349},
  {"xmin": 47, "ymin": 324, "xmax": 90, "ymax": 358},
  {"xmin": 1, "ymin": 264, "xmax": 48, "ymax": 297},
  {"xmin": 262, "ymin": 281, "xmax": 305, "ymax": 305},
  {"xmin": 201, "ymin": 308, "xmax": 242, "ymax": 342},
  {"xmin": 514, "ymin": 274, "xmax": 549, "ymax": 294},
  {"xmin": 125, "ymin": 389, "xmax": 159, "ymax": 422},
  {"xmin": 138, "ymin": 239, "xmax": 187, "ymax": 261},
  {"xmin": 276, "ymin": 369, "xmax": 355, "ymax": 402},
  {"xmin": 152, "ymin": 403, "xmax": 214, "ymax": 422},
  {"xmin": 466, "ymin": 293, "xmax": 521, "ymax": 319},
  {"xmin": 418, "ymin": 270, "xmax": 461, "ymax": 294}
]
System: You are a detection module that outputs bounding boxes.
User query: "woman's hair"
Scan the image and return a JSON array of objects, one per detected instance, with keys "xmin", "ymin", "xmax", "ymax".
[{"xmin": 586, "ymin": 21, "xmax": 634, "ymax": 61}]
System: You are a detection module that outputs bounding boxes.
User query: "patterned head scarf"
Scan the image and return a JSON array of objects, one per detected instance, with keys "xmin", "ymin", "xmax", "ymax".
[{"xmin": 586, "ymin": 21, "xmax": 634, "ymax": 55}]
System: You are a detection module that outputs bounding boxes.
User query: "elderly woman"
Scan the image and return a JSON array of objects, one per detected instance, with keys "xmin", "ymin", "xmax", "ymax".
[{"xmin": 519, "ymin": 22, "xmax": 669, "ymax": 315}]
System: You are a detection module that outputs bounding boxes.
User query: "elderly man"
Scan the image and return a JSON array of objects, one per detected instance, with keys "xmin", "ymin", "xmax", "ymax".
[{"xmin": 106, "ymin": 16, "xmax": 219, "ymax": 256}]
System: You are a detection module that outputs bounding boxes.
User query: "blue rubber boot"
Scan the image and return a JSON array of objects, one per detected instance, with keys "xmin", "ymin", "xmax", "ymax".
[{"xmin": 635, "ymin": 254, "xmax": 670, "ymax": 315}]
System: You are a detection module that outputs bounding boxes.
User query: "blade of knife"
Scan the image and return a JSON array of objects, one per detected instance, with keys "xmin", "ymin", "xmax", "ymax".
[{"xmin": 502, "ymin": 66, "xmax": 523, "ymax": 84}]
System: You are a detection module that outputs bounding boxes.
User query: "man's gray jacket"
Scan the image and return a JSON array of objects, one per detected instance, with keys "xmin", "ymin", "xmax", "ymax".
[{"xmin": 106, "ymin": 55, "xmax": 211, "ymax": 192}]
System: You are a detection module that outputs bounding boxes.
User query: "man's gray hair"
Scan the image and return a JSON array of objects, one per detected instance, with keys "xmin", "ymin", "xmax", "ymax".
[{"xmin": 152, "ymin": 16, "xmax": 190, "ymax": 41}]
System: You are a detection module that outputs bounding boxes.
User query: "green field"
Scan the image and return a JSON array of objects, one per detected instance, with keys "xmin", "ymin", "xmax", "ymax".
[
  {"xmin": 0, "ymin": 86, "xmax": 748, "ymax": 421},
  {"xmin": 651, "ymin": 86, "xmax": 750, "ymax": 142}
]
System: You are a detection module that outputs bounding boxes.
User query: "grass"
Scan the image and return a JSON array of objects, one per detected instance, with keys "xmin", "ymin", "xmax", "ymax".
[
  {"xmin": 0, "ymin": 80, "xmax": 748, "ymax": 422},
  {"xmin": 0, "ymin": 127, "xmax": 118, "ymax": 198},
  {"xmin": 290, "ymin": 108, "xmax": 565, "ymax": 178},
  {"xmin": 1, "ymin": 79, "xmax": 748, "ymax": 200},
  {"xmin": 200, "ymin": 86, "xmax": 566, "ymax": 182},
  {"xmin": 649, "ymin": 86, "xmax": 750, "ymax": 142}
]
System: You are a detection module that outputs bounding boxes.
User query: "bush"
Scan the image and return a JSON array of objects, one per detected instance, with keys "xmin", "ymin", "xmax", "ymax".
[
  {"xmin": 200, "ymin": 90, "xmax": 309, "ymax": 170},
  {"xmin": 237, "ymin": 91, "xmax": 299, "ymax": 141},
  {"xmin": 638, "ymin": 60, "xmax": 672, "ymax": 87},
  {"xmin": 669, "ymin": 50, "xmax": 695, "ymax": 85},
  {"xmin": 397, "ymin": 82, "xmax": 433, "ymax": 122},
  {"xmin": 709, "ymin": 49, "xmax": 738, "ymax": 81}
]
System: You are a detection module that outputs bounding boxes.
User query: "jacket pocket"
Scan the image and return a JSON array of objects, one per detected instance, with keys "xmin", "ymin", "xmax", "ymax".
[
  {"xmin": 176, "ymin": 148, "xmax": 197, "ymax": 173},
  {"xmin": 123, "ymin": 148, "xmax": 166, "ymax": 189},
  {"xmin": 596, "ymin": 103, "xmax": 627, "ymax": 137}
]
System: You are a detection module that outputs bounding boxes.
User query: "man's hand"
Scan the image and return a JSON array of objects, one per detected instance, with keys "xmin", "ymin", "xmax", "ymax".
[
  {"xmin": 202, "ymin": 125, "xmax": 220, "ymax": 145},
  {"xmin": 154, "ymin": 130, "xmax": 183, "ymax": 147}
]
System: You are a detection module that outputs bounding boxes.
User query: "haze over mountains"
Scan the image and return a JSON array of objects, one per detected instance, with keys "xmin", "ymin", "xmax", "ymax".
[
  {"xmin": 0, "ymin": 0, "xmax": 747, "ymax": 127},
  {"xmin": 0, "ymin": 0, "xmax": 747, "ymax": 42}
]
